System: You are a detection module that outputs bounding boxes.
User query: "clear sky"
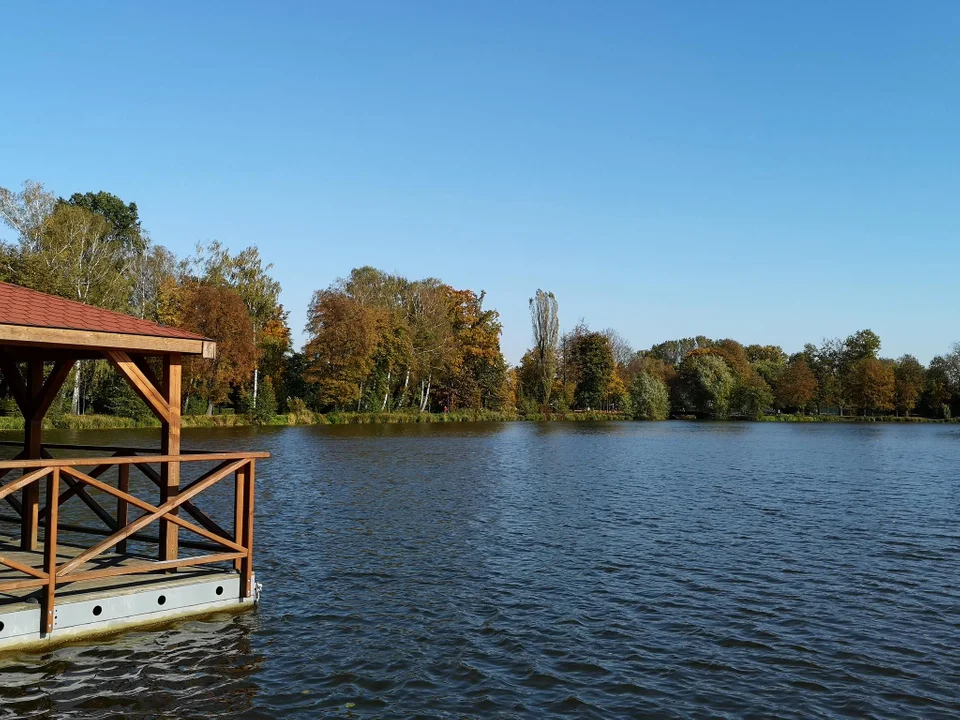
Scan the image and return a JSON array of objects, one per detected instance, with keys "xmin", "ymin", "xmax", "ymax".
[{"xmin": 2, "ymin": 2, "xmax": 958, "ymax": 364}]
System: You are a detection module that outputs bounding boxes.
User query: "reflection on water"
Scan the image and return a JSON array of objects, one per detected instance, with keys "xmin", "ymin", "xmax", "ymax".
[{"xmin": 1, "ymin": 422, "xmax": 959, "ymax": 718}]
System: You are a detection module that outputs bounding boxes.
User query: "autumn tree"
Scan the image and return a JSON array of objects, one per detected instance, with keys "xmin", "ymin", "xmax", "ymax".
[
  {"xmin": 177, "ymin": 283, "xmax": 258, "ymax": 414},
  {"xmin": 529, "ymin": 290, "xmax": 560, "ymax": 408},
  {"xmin": 775, "ymin": 355, "xmax": 817, "ymax": 413},
  {"xmin": 190, "ymin": 241, "xmax": 288, "ymax": 407},
  {"xmin": 893, "ymin": 355, "xmax": 926, "ymax": 417},
  {"xmin": 303, "ymin": 290, "xmax": 383, "ymax": 410},
  {"xmin": 847, "ymin": 357, "xmax": 895, "ymax": 415}
]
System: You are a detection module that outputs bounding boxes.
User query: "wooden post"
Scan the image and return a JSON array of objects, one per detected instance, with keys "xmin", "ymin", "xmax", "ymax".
[
  {"xmin": 116, "ymin": 464, "xmax": 130, "ymax": 555},
  {"xmin": 42, "ymin": 468, "xmax": 59, "ymax": 635},
  {"xmin": 233, "ymin": 464, "xmax": 246, "ymax": 572},
  {"xmin": 240, "ymin": 459, "xmax": 255, "ymax": 599},
  {"xmin": 160, "ymin": 354, "xmax": 181, "ymax": 562},
  {"xmin": 21, "ymin": 361, "xmax": 44, "ymax": 551}
]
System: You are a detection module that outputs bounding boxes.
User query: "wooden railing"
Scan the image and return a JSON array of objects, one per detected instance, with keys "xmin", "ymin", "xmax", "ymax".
[{"xmin": 0, "ymin": 445, "xmax": 267, "ymax": 635}]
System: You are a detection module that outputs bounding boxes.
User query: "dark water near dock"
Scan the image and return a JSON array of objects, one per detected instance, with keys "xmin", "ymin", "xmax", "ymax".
[{"xmin": 1, "ymin": 422, "xmax": 959, "ymax": 718}]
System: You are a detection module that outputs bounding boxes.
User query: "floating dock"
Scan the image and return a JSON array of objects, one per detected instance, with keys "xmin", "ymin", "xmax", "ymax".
[
  {"xmin": 0, "ymin": 282, "xmax": 267, "ymax": 651},
  {"xmin": 0, "ymin": 536, "xmax": 256, "ymax": 650}
]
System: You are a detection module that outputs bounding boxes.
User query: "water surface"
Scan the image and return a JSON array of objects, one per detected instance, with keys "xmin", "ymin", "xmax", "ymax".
[{"xmin": 1, "ymin": 422, "xmax": 959, "ymax": 718}]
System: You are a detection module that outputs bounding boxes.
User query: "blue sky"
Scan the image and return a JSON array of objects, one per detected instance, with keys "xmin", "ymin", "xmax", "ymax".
[{"xmin": 2, "ymin": 2, "xmax": 958, "ymax": 363}]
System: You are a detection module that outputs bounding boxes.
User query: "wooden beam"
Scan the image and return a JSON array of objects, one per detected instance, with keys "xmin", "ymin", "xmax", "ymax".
[
  {"xmin": 104, "ymin": 350, "xmax": 171, "ymax": 423},
  {"xmin": 129, "ymin": 355, "xmax": 161, "ymax": 392},
  {"xmin": 116, "ymin": 464, "xmax": 129, "ymax": 555},
  {"xmin": 56, "ymin": 458, "xmax": 246, "ymax": 576},
  {"xmin": 0, "ymin": 466, "xmax": 51, "ymax": 503},
  {"xmin": 21, "ymin": 361, "xmax": 43, "ymax": 551},
  {"xmin": 0, "ymin": 324, "xmax": 209, "ymax": 356},
  {"xmin": 0, "ymin": 451, "xmax": 269, "ymax": 470},
  {"xmin": 160, "ymin": 354, "xmax": 181, "ymax": 563},
  {"xmin": 31, "ymin": 359, "xmax": 73, "ymax": 419},
  {"xmin": 57, "ymin": 552, "xmax": 243, "ymax": 585},
  {"xmin": 58, "ymin": 463, "xmax": 245, "ymax": 551},
  {"xmin": 136, "ymin": 462, "xmax": 232, "ymax": 540},
  {"xmin": 240, "ymin": 460, "xmax": 255, "ymax": 599},
  {"xmin": 42, "ymin": 468, "xmax": 59, "ymax": 635}
]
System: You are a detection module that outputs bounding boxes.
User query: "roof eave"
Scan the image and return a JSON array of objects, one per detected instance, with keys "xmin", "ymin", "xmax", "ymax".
[{"xmin": 0, "ymin": 324, "xmax": 216, "ymax": 358}]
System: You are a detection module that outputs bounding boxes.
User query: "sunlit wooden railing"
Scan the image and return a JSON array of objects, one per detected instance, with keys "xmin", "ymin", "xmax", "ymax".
[{"xmin": 0, "ymin": 445, "xmax": 266, "ymax": 635}]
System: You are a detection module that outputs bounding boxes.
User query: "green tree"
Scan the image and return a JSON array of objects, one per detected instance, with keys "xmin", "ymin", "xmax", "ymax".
[
  {"xmin": 893, "ymin": 355, "xmax": 926, "ymax": 416},
  {"xmin": 678, "ymin": 354, "xmax": 734, "ymax": 418},
  {"xmin": 570, "ymin": 332, "xmax": 614, "ymax": 409},
  {"xmin": 630, "ymin": 372, "xmax": 670, "ymax": 420},
  {"xmin": 731, "ymin": 373, "xmax": 774, "ymax": 419},
  {"xmin": 63, "ymin": 191, "xmax": 146, "ymax": 253},
  {"xmin": 529, "ymin": 290, "xmax": 559, "ymax": 408}
]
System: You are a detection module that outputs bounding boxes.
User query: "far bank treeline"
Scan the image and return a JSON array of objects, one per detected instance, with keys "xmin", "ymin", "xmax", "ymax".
[{"xmin": 2, "ymin": 179, "xmax": 960, "ymax": 424}]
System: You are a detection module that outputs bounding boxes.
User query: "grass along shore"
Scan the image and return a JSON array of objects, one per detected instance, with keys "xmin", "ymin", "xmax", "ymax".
[{"xmin": 0, "ymin": 411, "xmax": 952, "ymax": 432}]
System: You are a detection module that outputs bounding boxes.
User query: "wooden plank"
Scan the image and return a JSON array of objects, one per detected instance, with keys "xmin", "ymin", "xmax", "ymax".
[
  {"xmin": 160, "ymin": 354, "xmax": 181, "ymax": 563},
  {"xmin": 0, "ymin": 553, "xmax": 47, "ymax": 579},
  {"xmin": 56, "ymin": 459, "xmax": 248, "ymax": 575},
  {"xmin": 116, "ymin": 464, "xmax": 129, "ymax": 555},
  {"xmin": 58, "ymin": 552, "xmax": 243, "ymax": 585},
  {"xmin": 0, "ymin": 467, "xmax": 50, "ymax": 503},
  {"xmin": 0, "ymin": 452, "xmax": 270, "ymax": 470},
  {"xmin": 0, "ymin": 324, "xmax": 208, "ymax": 356},
  {"xmin": 240, "ymin": 460, "xmax": 255, "ymax": 599},
  {"xmin": 105, "ymin": 350, "xmax": 170, "ymax": 423},
  {"xmin": 0, "ymin": 577, "xmax": 48, "ymax": 593},
  {"xmin": 42, "ymin": 468, "xmax": 59, "ymax": 635}
]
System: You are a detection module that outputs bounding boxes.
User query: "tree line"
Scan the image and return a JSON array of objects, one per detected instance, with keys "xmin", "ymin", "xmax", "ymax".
[
  {"xmin": 0, "ymin": 180, "xmax": 289, "ymax": 421},
  {"xmin": 3, "ymin": 178, "xmax": 959, "ymax": 423},
  {"xmin": 514, "ymin": 290, "xmax": 960, "ymax": 420}
]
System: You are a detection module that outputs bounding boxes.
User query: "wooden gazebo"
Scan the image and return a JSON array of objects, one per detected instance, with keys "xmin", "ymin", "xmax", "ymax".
[{"xmin": 0, "ymin": 282, "xmax": 266, "ymax": 649}]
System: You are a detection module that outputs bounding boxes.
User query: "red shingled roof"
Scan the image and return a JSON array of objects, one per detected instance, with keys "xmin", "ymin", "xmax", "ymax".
[{"xmin": 0, "ymin": 282, "xmax": 206, "ymax": 340}]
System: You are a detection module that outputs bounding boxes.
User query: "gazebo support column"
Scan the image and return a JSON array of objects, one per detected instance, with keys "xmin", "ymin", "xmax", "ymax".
[
  {"xmin": 21, "ymin": 361, "xmax": 44, "ymax": 551},
  {"xmin": 160, "ymin": 354, "xmax": 182, "ymax": 562}
]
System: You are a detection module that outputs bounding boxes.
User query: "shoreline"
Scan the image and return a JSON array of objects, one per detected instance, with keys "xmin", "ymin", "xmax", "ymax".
[{"xmin": 0, "ymin": 411, "xmax": 953, "ymax": 432}]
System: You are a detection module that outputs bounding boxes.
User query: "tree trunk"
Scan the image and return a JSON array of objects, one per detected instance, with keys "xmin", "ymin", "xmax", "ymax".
[
  {"xmin": 206, "ymin": 399, "xmax": 214, "ymax": 416},
  {"xmin": 253, "ymin": 367, "xmax": 259, "ymax": 410},
  {"xmin": 71, "ymin": 361, "xmax": 81, "ymax": 415},
  {"xmin": 381, "ymin": 370, "xmax": 391, "ymax": 411}
]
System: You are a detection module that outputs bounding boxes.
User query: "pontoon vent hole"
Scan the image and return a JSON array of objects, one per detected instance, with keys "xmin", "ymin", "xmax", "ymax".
[
  {"xmin": 157, "ymin": 595, "xmax": 166, "ymax": 606},
  {"xmin": 215, "ymin": 586, "xmax": 224, "ymax": 596},
  {"xmin": 93, "ymin": 606, "xmax": 102, "ymax": 616},
  {"xmin": 0, "ymin": 621, "xmax": 5, "ymax": 632}
]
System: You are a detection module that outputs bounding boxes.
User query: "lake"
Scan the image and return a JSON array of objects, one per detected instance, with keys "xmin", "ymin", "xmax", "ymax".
[{"xmin": 1, "ymin": 421, "xmax": 959, "ymax": 718}]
